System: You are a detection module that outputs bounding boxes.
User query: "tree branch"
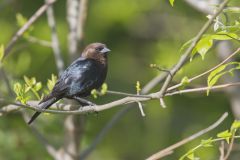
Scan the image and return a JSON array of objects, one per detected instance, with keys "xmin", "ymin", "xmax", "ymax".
[
  {"xmin": 146, "ymin": 112, "xmax": 229, "ymax": 160},
  {"xmin": 157, "ymin": 0, "xmax": 231, "ymax": 98},
  {"xmin": 167, "ymin": 47, "xmax": 240, "ymax": 92},
  {"xmin": 2, "ymin": 81, "xmax": 240, "ymax": 115},
  {"xmin": 45, "ymin": 0, "xmax": 64, "ymax": 75},
  {"xmin": 3, "ymin": 0, "xmax": 56, "ymax": 59}
]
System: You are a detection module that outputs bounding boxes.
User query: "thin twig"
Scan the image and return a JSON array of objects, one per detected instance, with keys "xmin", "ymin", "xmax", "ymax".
[
  {"xmin": 3, "ymin": 0, "xmax": 56, "ymax": 59},
  {"xmin": 166, "ymin": 82, "xmax": 240, "ymax": 96},
  {"xmin": 159, "ymin": 98, "xmax": 167, "ymax": 108},
  {"xmin": 219, "ymin": 141, "xmax": 225, "ymax": 160},
  {"xmin": 223, "ymin": 130, "xmax": 236, "ymax": 160},
  {"xmin": 167, "ymin": 47, "xmax": 240, "ymax": 92},
  {"xmin": 25, "ymin": 35, "xmax": 52, "ymax": 47},
  {"xmin": 146, "ymin": 112, "xmax": 229, "ymax": 160},
  {"xmin": 107, "ymin": 90, "xmax": 152, "ymax": 98}
]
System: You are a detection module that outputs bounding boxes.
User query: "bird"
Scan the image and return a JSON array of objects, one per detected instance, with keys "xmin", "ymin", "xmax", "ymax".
[{"xmin": 28, "ymin": 43, "xmax": 110, "ymax": 124}]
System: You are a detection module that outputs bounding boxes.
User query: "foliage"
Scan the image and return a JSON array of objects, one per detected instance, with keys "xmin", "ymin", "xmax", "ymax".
[
  {"xmin": 136, "ymin": 81, "xmax": 141, "ymax": 93},
  {"xmin": 13, "ymin": 75, "xmax": 58, "ymax": 104},
  {"xmin": 169, "ymin": 0, "xmax": 175, "ymax": 7},
  {"xmin": 207, "ymin": 62, "xmax": 240, "ymax": 95},
  {"xmin": 179, "ymin": 120, "xmax": 240, "ymax": 160},
  {"xmin": 190, "ymin": 32, "xmax": 239, "ymax": 60},
  {"xmin": 91, "ymin": 83, "xmax": 108, "ymax": 99}
]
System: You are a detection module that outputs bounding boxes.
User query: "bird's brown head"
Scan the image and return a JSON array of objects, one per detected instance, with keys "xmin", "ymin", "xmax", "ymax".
[{"xmin": 81, "ymin": 43, "xmax": 110, "ymax": 64}]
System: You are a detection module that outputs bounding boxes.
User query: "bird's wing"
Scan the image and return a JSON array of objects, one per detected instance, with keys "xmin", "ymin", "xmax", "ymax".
[
  {"xmin": 65, "ymin": 59, "xmax": 103, "ymax": 96},
  {"xmin": 50, "ymin": 57, "xmax": 88, "ymax": 96},
  {"xmin": 51, "ymin": 58, "xmax": 102, "ymax": 97}
]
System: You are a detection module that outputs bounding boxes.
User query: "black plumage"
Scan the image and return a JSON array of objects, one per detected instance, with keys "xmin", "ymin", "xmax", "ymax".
[{"xmin": 28, "ymin": 43, "xmax": 110, "ymax": 124}]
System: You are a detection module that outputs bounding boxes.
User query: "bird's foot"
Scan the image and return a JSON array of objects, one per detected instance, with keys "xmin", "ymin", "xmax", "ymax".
[{"xmin": 73, "ymin": 96, "xmax": 96, "ymax": 106}]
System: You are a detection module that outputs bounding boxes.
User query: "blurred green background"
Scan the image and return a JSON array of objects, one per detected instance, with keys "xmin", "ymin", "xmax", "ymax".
[{"xmin": 0, "ymin": 0, "xmax": 240, "ymax": 159}]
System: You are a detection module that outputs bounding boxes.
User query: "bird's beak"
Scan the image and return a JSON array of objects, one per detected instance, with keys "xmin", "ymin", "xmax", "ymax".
[{"xmin": 100, "ymin": 47, "xmax": 111, "ymax": 54}]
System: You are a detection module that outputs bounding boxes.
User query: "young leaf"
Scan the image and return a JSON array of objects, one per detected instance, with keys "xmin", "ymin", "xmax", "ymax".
[
  {"xmin": 13, "ymin": 82, "xmax": 22, "ymax": 95},
  {"xmin": 91, "ymin": 89, "xmax": 98, "ymax": 99},
  {"xmin": 187, "ymin": 153, "xmax": 195, "ymax": 160},
  {"xmin": 0, "ymin": 44, "xmax": 4, "ymax": 62},
  {"xmin": 231, "ymin": 120, "xmax": 240, "ymax": 131},
  {"xmin": 169, "ymin": 0, "xmax": 174, "ymax": 6},
  {"xmin": 34, "ymin": 82, "xmax": 42, "ymax": 91},
  {"xmin": 100, "ymin": 83, "xmax": 108, "ymax": 95},
  {"xmin": 179, "ymin": 38, "xmax": 194, "ymax": 55},
  {"xmin": 207, "ymin": 65, "xmax": 226, "ymax": 85},
  {"xmin": 16, "ymin": 13, "xmax": 33, "ymax": 35},
  {"xmin": 47, "ymin": 74, "xmax": 57, "ymax": 91},
  {"xmin": 217, "ymin": 130, "xmax": 232, "ymax": 144},
  {"xmin": 207, "ymin": 62, "xmax": 240, "ymax": 95},
  {"xmin": 201, "ymin": 138, "xmax": 213, "ymax": 147},
  {"xmin": 179, "ymin": 76, "xmax": 190, "ymax": 90},
  {"xmin": 193, "ymin": 36, "xmax": 213, "ymax": 60},
  {"xmin": 136, "ymin": 81, "xmax": 141, "ymax": 93},
  {"xmin": 13, "ymin": 82, "xmax": 28, "ymax": 104}
]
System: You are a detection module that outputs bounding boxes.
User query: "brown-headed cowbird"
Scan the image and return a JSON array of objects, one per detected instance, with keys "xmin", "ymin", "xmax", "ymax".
[{"xmin": 28, "ymin": 43, "xmax": 110, "ymax": 124}]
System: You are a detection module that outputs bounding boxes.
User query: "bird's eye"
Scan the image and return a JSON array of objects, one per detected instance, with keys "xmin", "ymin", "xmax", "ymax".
[{"xmin": 95, "ymin": 47, "xmax": 103, "ymax": 52}]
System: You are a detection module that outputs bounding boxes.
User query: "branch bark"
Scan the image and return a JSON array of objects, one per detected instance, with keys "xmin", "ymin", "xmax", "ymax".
[{"xmin": 45, "ymin": 0, "xmax": 64, "ymax": 75}]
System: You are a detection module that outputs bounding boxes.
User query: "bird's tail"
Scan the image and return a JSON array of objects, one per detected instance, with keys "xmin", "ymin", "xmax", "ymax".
[{"xmin": 28, "ymin": 97, "xmax": 58, "ymax": 125}]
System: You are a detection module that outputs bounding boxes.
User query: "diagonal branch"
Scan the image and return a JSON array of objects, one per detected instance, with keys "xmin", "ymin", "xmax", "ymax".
[
  {"xmin": 3, "ymin": 0, "xmax": 56, "ymax": 59},
  {"xmin": 146, "ymin": 112, "xmax": 229, "ymax": 160}
]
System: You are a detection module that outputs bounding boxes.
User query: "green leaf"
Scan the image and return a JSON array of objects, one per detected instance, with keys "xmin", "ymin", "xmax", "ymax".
[
  {"xmin": 100, "ymin": 83, "xmax": 108, "ymax": 95},
  {"xmin": 136, "ymin": 81, "xmax": 141, "ymax": 93},
  {"xmin": 34, "ymin": 82, "xmax": 42, "ymax": 91},
  {"xmin": 193, "ymin": 36, "xmax": 213, "ymax": 60},
  {"xmin": 24, "ymin": 85, "xmax": 31, "ymax": 93},
  {"xmin": 208, "ymin": 65, "xmax": 226, "ymax": 85},
  {"xmin": 16, "ymin": 13, "xmax": 33, "ymax": 36},
  {"xmin": 0, "ymin": 44, "xmax": 4, "ymax": 62},
  {"xmin": 207, "ymin": 62, "xmax": 240, "ymax": 95},
  {"xmin": 13, "ymin": 82, "xmax": 22, "ymax": 95},
  {"xmin": 16, "ymin": 13, "xmax": 27, "ymax": 27},
  {"xmin": 169, "ymin": 0, "xmax": 174, "ymax": 6},
  {"xmin": 217, "ymin": 130, "xmax": 232, "ymax": 144},
  {"xmin": 231, "ymin": 120, "xmax": 240, "ymax": 131},
  {"xmin": 24, "ymin": 76, "xmax": 36, "ymax": 87},
  {"xmin": 91, "ymin": 89, "xmax": 98, "ymax": 99},
  {"xmin": 13, "ymin": 82, "xmax": 28, "ymax": 104},
  {"xmin": 179, "ymin": 38, "xmax": 194, "ymax": 55},
  {"xmin": 212, "ymin": 32, "xmax": 239, "ymax": 40},
  {"xmin": 187, "ymin": 153, "xmax": 194, "ymax": 160},
  {"xmin": 181, "ymin": 76, "xmax": 189, "ymax": 85},
  {"xmin": 179, "ymin": 76, "xmax": 190, "ymax": 90},
  {"xmin": 201, "ymin": 138, "xmax": 213, "ymax": 147},
  {"xmin": 47, "ymin": 74, "xmax": 57, "ymax": 91}
]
